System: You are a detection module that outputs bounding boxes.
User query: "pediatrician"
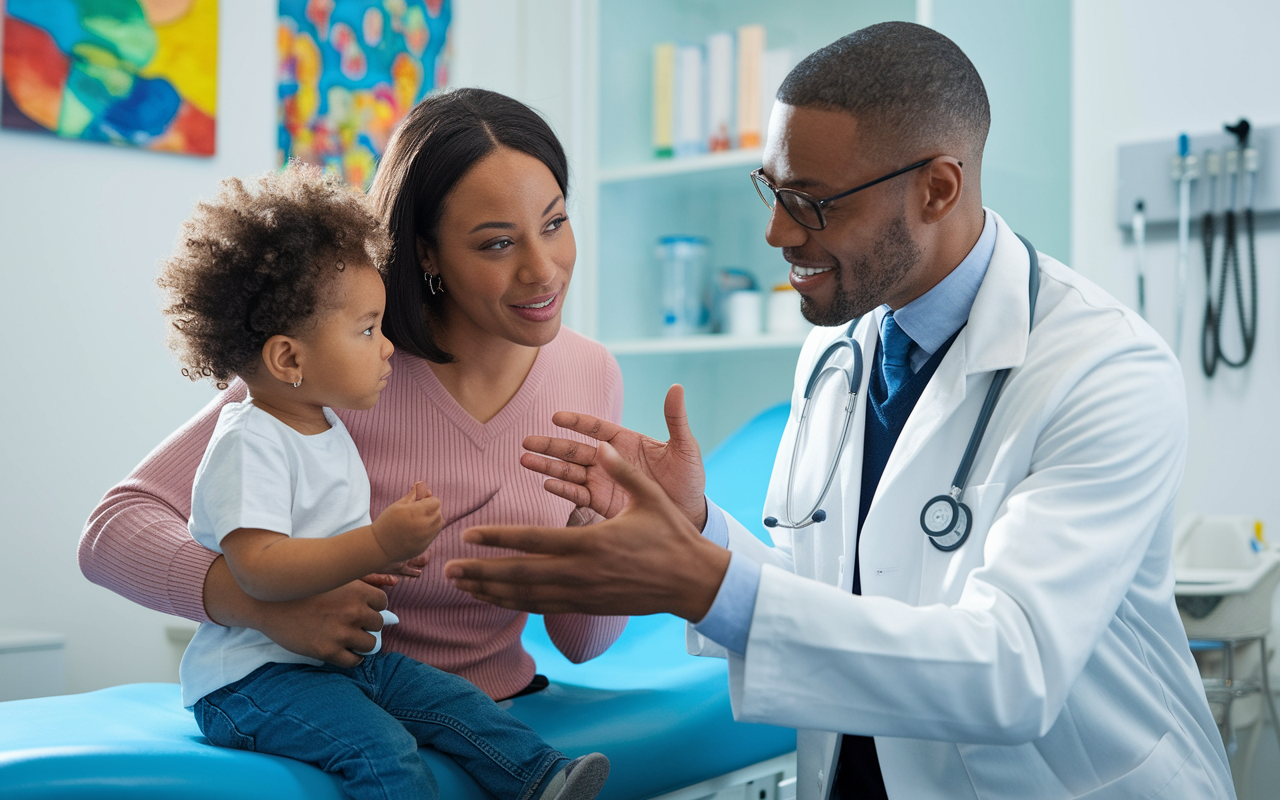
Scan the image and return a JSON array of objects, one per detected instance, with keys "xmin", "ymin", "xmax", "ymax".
[{"xmin": 444, "ymin": 22, "xmax": 1235, "ymax": 800}]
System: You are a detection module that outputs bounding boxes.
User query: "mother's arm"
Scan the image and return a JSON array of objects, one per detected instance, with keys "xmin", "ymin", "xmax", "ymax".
[
  {"xmin": 78, "ymin": 381, "xmax": 386, "ymax": 667},
  {"xmin": 539, "ymin": 350, "xmax": 629, "ymax": 662}
]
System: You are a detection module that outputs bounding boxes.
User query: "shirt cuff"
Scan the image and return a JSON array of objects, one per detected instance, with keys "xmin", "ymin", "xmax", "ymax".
[
  {"xmin": 692, "ymin": 550, "xmax": 761, "ymax": 656},
  {"xmin": 701, "ymin": 497, "xmax": 730, "ymax": 547}
]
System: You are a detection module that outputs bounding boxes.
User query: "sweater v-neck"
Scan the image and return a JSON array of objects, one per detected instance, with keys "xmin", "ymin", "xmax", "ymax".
[{"xmin": 405, "ymin": 341, "xmax": 551, "ymax": 447}]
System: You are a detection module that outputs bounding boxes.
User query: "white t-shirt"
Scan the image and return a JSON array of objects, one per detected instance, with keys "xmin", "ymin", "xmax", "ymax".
[{"xmin": 179, "ymin": 401, "xmax": 373, "ymax": 707}]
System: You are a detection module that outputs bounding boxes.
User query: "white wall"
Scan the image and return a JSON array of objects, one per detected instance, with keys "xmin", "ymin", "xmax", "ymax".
[
  {"xmin": 0, "ymin": 0, "xmax": 275, "ymax": 692},
  {"xmin": 0, "ymin": 0, "xmax": 567, "ymax": 693},
  {"xmin": 1073, "ymin": 0, "xmax": 1280, "ymax": 523}
]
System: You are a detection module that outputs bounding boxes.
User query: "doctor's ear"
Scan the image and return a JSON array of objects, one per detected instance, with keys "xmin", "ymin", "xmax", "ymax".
[{"xmin": 918, "ymin": 157, "xmax": 965, "ymax": 224}]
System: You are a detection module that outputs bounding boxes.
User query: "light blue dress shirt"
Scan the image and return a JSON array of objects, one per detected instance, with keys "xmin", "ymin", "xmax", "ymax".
[{"xmin": 693, "ymin": 211, "xmax": 998, "ymax": 655}]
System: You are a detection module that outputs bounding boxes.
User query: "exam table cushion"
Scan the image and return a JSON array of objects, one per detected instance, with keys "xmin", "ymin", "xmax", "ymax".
[{"xmin": 0, "ymin": 615, "xmax": 794, "ymax": 799}]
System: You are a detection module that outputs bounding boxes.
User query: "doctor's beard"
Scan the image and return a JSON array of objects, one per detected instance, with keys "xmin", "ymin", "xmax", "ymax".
[{"xmin": 798, "ymin": 212, "xmax": 922, "ymax": 326}]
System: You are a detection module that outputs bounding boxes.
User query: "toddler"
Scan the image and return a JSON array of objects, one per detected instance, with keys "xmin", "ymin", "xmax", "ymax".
[{"xmin": 160, "ymin": 165, "xmax": 608, "ymax": 800}]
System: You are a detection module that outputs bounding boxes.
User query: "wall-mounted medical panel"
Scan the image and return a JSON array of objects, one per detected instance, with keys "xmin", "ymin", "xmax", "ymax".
[{"xmin": 1116, "ymin": 123, "xmax": 1280, "ymax": 228}]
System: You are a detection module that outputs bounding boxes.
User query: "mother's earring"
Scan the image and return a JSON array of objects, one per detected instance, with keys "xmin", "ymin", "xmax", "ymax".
[{"xmin": 424, "ymin": 272, "xmax": 444, "ymax": 296}]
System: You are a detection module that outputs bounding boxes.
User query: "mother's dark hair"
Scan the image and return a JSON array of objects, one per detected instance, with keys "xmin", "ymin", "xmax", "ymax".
[{"xmin": 369, "ymin": 88, "xmax": 570, "ymax": 363}]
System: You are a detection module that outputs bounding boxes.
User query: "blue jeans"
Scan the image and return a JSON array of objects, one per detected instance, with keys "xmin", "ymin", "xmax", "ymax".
[{"xmin": 194, "ymin": 653, "xmax": 567, "ymax": 800}]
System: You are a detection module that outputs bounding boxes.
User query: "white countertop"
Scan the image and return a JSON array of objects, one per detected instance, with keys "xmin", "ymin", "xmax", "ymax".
[{"xmin": 0, "ymin": 630, "xmax": 65, "ymax": 653}]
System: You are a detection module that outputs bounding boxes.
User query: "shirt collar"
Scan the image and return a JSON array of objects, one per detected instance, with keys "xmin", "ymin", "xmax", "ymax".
[{"xmin": 888, "ymin": 209, "xmax": 996, "ymax": 357}]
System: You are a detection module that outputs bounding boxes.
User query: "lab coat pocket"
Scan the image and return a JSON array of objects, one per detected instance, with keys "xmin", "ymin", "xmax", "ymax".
[
  {"xmin": 1075, "ymin": 732, "xmax": 1195, "ymax": 799},
  {"xmin": 957, "ymin": 732, "xmax": 1192, "ymax": 800},
  {"xmin": 919, "ymin": 482, "xmax": 1006, "ymax": 604}
]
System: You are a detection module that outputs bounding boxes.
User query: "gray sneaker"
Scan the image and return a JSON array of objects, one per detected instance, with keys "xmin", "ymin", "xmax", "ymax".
[{"xmin": 540, "ymin": 753, "xmax": 610, "ymax": 800}]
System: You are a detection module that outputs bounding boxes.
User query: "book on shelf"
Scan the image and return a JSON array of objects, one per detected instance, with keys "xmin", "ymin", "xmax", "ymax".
[
  {"xmin": 652, "ymin": 43, "xmax": 675, "ymax": 158},
  {"xmin": 705, "ymin": 32, "xmax": 734, "ymax": 152},
  {"xmin": 761, "ymin": 47, "xmax": 793, "ymax": 142},
  {"xmin": 674, "ymin": 44, "xmax": 705, "ymax": 158},
  {"xmin": 736, "ymin": 24, "xmax": 765, "ymax": 149}
]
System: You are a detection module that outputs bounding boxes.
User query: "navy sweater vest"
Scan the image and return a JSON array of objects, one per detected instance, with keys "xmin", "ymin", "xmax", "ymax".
[{"xmin": 835, "ymin": 328, "xmax": 961, "ymax": 800}]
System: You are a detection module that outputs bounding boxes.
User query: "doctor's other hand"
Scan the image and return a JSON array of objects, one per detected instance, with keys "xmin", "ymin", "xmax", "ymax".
[
  {"xmin": 446, "ymin": 441, "xmax": 730, "ymax": 621},
  {"xmin": 521, "ymin": 384, "xmax": 708, "ymax": 530}
]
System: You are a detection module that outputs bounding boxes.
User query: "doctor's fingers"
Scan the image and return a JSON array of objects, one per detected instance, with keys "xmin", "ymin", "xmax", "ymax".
[
  {"xmin": 540, "ymin": 478, "xmax": 594, "ymax": 509},
  {"xmin": 445, "ymin": 553, "xmax": 591, "ymax": 586},
  {"xmin": 520, "ymin": 450, "xmax": 591, "ymax": 483},
  {"xmin": 461, "ymin": 523, "xmax": 592, "ymax": 555},
  {"xmin": 549, "ymin": 411, "xmax": 628, "ymax": 443},
  {"xmin": 662, "ymin": 384, "xmax": 697, "ymax": 447}
]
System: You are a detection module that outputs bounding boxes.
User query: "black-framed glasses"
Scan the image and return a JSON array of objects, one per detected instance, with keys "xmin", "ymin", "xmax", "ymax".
[{"xmin": 751, "ymin": 158, "xmax": 942, "ymax": 230}]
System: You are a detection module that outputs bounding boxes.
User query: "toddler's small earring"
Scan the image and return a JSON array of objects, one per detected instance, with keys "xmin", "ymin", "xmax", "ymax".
[
  {"xmin": 424, "ymin": 272, "xmax": 444, "ymax": 295},
  {"xmin": 292, "ymin": 379, "xmax": 302, "ymax": 388}
]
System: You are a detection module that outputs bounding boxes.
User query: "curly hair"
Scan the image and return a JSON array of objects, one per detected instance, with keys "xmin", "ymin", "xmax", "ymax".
[{"xmin": 158, "ymin": 164, "xmax": 391, "ymax": 385}]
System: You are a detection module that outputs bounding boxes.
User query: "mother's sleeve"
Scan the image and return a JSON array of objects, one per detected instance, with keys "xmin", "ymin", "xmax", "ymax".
[
  {"xmin": 543, "ymin": 348, "xmax": 628, "ymax": 661},
  {"xmin": 78, "ymin": 382, "xmax": 248, "ymax": 622}
]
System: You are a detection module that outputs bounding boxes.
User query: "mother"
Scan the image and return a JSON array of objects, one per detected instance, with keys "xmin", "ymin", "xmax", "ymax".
[{"xmin": 79, "ymin": 89, "xmax": 626, "ymax": 700}]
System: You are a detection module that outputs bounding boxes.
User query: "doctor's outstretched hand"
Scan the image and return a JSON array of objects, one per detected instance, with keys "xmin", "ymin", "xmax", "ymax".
[
  {"xmin": 446, "ymin": 440, "xmax": 731, "ymax": 621},
  {"xmin": 520, "ymin": 384, "xmax": 708, "ymax": 529}
]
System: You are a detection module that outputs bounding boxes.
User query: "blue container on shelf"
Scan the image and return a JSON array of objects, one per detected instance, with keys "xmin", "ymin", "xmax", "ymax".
[{"xmin": 657, "ymin": 235, "xmax": 710, "ymax": 336}]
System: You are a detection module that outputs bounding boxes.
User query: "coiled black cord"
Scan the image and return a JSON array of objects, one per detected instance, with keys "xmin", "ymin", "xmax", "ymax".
[
  {"xmin": 1202, "ymin": 204, "xmax": 1258, "ymax": 375},
  {"xmin": 1200, "ymin": 210, "xmax": 1218, "ymax": 377}
]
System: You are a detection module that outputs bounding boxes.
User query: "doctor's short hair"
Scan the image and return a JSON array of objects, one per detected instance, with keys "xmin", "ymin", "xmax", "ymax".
[
  {"xmin": 777, "ymin": 21, "xmax": 990, "ymax": 164},
  {"xmin": 158, "ymin": 163, "xmax": 391, "ymax": 386}
]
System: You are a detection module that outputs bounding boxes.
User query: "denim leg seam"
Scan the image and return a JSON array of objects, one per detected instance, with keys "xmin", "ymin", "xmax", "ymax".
[
  {"xmin": 227, "ymin": 686, "xmax": 395, "ymax": 800},
  {"xmin": 388, "ymin": 707, "xmax": 545, "ymax": 782}
]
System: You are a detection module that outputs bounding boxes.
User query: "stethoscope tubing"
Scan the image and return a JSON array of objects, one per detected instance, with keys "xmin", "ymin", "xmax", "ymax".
[{"xmin": 766, "ymin": 233, "xmax": 1041, "ymax": 551}]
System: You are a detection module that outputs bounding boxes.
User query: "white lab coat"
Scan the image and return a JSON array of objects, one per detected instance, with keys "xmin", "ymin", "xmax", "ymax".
[{"xmin": 689, "ymin": 211, "xmax": 1234, "ymax": 799}]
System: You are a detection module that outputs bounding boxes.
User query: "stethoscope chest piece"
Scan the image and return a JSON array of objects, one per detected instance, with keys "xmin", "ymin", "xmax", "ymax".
[{"xmin": 920, "ymin": 494, "xmax": 971, "ymax": 551}]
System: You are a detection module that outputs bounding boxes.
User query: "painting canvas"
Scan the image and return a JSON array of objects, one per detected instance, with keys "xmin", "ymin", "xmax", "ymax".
[
  {"xmin": 1, "ymin": 0, "xmax": 217, "ymax": 156},
  {"xmin": 279, "ymin": 0, "xmax": 451, "ymax": 190}
]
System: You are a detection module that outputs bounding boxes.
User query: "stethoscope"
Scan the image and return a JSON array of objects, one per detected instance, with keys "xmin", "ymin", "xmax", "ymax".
[
  {"xmin": 1201, "ymin": 119, "xmax": 1259, "ymax": 377},
  {"xmin": 764, "ymin": 234, "xmax": 1040, "ymax": 553}
]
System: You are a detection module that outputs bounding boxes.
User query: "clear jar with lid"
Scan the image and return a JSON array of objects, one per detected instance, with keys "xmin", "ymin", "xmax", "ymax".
[{"xmin": 656, "ymin": 236, "xmax": 710, "ymax": 336}]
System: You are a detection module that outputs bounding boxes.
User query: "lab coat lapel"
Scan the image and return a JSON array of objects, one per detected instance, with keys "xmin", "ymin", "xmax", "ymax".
[
  {"xmin": 860, "ymin": 214, "xmax": 1034, "ymax": 571},
  {"xmin": 832, "ymin": 315, "xmax": 878, "ymax": 589}
]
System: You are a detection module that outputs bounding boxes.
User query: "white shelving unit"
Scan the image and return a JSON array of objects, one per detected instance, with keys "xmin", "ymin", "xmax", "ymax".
[{"xmin": 560, "ymin": 0, "xmax": 913, "ymax": 448}]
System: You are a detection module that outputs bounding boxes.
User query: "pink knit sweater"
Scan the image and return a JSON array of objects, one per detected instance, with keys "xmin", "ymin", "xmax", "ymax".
[{"xmin": 79, "ymin": 328, "xmax": 627, "ymax": 700}]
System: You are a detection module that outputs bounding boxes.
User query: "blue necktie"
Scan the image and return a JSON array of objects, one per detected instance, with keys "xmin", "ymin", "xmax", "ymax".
[{"xmin": 879, "ymin": 311, "xmax": 914, "ymax": 398}]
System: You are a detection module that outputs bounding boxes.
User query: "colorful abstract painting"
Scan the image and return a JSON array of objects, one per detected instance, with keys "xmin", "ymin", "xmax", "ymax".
[
  {"xmin": 279, "ymin": 0, "xmax": 451, "ymax": 190},
  {"xmin": 1, "ymin": 0, "xmax": 217, "ymax": 156}
]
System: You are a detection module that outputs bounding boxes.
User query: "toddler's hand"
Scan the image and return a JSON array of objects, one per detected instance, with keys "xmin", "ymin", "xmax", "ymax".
[{"xmin": 371, "ymin": 481, "xmax": 443, "ymax": 563}]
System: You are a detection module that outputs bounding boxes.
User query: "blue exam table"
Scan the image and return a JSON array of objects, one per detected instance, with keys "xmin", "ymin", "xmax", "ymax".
[{"xmin": 0, "ymin": 404, "xmax": 793, "ymax": 800}]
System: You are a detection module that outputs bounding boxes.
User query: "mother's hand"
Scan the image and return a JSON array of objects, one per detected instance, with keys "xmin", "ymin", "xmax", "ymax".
[
  {"xmin": 521, "ymin": 384, "xmax": 708, "ymax": 529},
  {"xmin": 204, "ymin": 556, "xmax": 391, "ymax": 667}
]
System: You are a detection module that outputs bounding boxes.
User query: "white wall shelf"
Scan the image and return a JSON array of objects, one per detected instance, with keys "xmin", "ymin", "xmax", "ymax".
[
  {"xmin": 599, "ymin": 148, "xmax": 764, "ymax": 184},
  {"xmin": 562, "ymin": 0, "xmax": 915, "ymax": 449},
  {"xmin": 606, "ymin": 331, "xmax": 809, "ymax": 356}
]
